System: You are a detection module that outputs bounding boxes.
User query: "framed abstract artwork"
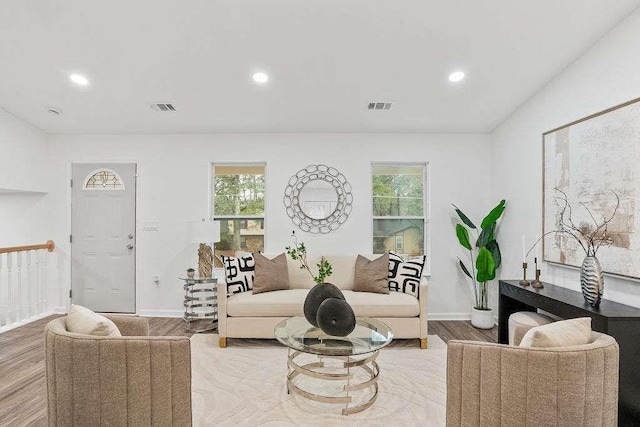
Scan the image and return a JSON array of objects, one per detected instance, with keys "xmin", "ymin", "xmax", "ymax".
[{"xmin": 543, "ymin": 97, "xmax": 640, "ymax": 280}]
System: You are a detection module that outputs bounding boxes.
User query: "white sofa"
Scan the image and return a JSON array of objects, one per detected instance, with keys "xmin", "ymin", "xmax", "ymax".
[{"xmin": 217, "ymin": 254, "xmax": 428, "ymax": 348}]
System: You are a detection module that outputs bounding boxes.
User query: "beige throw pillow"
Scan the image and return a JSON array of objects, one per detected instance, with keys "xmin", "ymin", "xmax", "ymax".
[
  {"xmin": 353, "ymin": 254, "xmax": 390, "ymax": 294},
  {"xmin": 519, "ymin": 317, "xmax": 592, "ymax": 348},
  {"xmin": 66, "ymin": 304, "xmax": 122, "ymax": 337},
  {"xmin": 252, "ymin": 252, "xmax": 290, "ymax": 294}
]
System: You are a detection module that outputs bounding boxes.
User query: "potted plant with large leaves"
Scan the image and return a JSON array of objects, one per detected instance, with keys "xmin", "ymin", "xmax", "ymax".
[{"xmin": 453, "ymin": 200, "xmax": 506, "ymax": 329}]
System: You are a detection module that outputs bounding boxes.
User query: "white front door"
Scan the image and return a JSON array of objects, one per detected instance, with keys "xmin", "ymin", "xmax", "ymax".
[{"xmin": 71, "ymin": 163, "xmax": 136, "ymax": 313}]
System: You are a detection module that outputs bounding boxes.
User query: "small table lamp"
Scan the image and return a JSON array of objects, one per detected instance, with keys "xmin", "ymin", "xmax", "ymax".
[{"xmin": 189, "ymin": 220, "xmax": 220, "ymax": 278}]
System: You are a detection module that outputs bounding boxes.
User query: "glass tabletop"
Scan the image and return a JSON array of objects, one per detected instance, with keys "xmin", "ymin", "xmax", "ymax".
[{"xmin": 274, "ymin": 317, "xmax": 393, "ymax": 356}]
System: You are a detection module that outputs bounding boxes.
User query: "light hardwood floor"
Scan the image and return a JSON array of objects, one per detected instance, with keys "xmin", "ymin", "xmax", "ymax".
[{"xmin": 0, "ymin": 315, "xmax": 496, "ymax": 426}]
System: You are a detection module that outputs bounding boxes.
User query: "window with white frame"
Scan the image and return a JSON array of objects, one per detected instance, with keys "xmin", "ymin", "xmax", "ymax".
[
  {"xmin": 395, "ymin": 235, "xmax": 404, "ymax": 251},
  {"xmin": 212, "ymin": 164, "xmax": 265, "ymax": 265},
  {"xmin": 372, "ymin": 163, "xmax": 428, "ymax": 259}
]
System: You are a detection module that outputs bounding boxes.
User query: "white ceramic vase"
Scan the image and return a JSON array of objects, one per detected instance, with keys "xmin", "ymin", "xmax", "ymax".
[{"xmin": 471, "ymin": 307, "xmax": 495, "ymax": 329}]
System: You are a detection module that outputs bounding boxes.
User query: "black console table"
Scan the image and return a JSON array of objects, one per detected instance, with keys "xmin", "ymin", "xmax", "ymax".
[{"xmin": 499, "ymin": 280, "xmax": 640, "ymax": 426}]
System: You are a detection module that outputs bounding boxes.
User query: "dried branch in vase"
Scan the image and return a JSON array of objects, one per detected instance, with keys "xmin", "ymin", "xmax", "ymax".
[{"xmin": 553, "ymin": 188, "xmax": 619, "ymax": 257}]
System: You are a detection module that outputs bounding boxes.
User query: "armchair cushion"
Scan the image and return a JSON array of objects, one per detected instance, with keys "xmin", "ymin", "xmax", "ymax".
[
  {"xmin": 66, "ymin": 304, "xmax": 121, "ymax": 337},
  {"xmin": 520, "ymin": 317, "xmax": 591, "ymax": 348}
]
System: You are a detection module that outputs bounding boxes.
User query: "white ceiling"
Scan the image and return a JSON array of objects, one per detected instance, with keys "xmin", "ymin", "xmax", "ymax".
[{"xmin": 1, "ymin": 0, "xmax": 639, "ymax": 134}]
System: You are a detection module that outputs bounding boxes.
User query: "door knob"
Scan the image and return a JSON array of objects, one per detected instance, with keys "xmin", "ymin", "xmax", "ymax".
[
  {"xmin": 127, "ymin": 244, "xmax": 134, "ymax": 250},
  {"xmin": 128, "ymin": 234, "xmax": 134, "ymax": 239}
]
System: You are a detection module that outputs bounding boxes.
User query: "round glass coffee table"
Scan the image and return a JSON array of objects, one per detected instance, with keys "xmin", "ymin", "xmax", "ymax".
[{"xmin": 274, "ymin": 317, "xmax": 393, "ymax": 415}]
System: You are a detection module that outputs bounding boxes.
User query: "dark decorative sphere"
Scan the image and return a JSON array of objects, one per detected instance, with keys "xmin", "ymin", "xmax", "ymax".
[
  {"xmin": 316, "ymin": 297, "xmax": 356, "ymax": 337},
  {"xmin": 303, "ymin": 283, "xmax": 344, "ymax": 327}
]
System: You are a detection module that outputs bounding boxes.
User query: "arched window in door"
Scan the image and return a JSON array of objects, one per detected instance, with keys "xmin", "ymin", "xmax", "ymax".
[{"xmin": 83, "ymin": 168, "xmax": 125, "ymax": 190}]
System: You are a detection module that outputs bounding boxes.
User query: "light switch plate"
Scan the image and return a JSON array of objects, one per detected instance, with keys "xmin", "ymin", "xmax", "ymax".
[{"xmin": 142, "ymin": 222, "xmax": 159, "ymax": 232}]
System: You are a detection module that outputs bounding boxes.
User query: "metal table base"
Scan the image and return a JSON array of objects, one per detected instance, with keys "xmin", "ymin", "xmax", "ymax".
[
  {"xmin": 286, "ymin": 348, "xmax": 380, "ymax": 415},
  {"xmin": 180, "ymin": 276, "xmax": 218, "ymax": 333}
]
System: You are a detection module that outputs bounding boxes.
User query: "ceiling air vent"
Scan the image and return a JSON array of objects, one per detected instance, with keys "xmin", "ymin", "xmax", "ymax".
[
  {"xmin": 150, "ymin": 103, "xmax": 177, "ymax": 112},
  {"xmin": 367, "ymin": 101, "xmax": 393, "ymax": 111}
]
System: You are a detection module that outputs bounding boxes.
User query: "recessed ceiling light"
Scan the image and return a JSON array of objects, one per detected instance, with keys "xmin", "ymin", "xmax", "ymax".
[
  {"xmin": 252, "ymin": 72, "xmax": 269, "ymax": 84},
  {"xmin": 69, "ymin": 73, "xmax": 89, "ymax": 86},
  {"xmin": 448, "ymin": 71, "xmax": 465, "ymax": 82}
]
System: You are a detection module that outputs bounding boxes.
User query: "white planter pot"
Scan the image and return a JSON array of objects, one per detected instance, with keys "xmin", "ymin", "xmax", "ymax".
[{"xmin": 471, "ymin": 307, "xmax": 495, "ymax": 329}]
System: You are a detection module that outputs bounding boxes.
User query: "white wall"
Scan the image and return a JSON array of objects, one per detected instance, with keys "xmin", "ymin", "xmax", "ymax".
[
  {"xmin": 0, "ymin": 109, "xmax": 64, "ymax": 319},
  {"xmin": 6, "ymin": 6, "xmax": 640, "ymax": 322},
  {"xmin": 0, "ymin": 109, "xmax": 50, "ymax": 245},
  {"xmin": 48, "ymin": 133, "xmax": 491, "ymax": 318},
  {"xmin": 491, "ymin": 8, "xmax": 640, "ymax": 308}
]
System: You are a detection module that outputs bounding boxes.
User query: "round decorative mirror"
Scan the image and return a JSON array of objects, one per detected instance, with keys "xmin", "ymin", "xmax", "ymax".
[
  {"xmin": 299, "ymin": 179, "xmax": 338, "ymax": 219},
  {"xmin": 284, "ymin": 164, "xmax": 353, "ymax": 234}
]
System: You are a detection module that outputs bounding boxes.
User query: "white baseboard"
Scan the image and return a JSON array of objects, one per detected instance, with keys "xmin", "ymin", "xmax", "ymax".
[
  {"xmin": 137, "ymin": 309, "xmax": 183, "ymax": 318},
  {"xmin": 427, "ymin": 313, "xmax": 472, "ymax": 321}
]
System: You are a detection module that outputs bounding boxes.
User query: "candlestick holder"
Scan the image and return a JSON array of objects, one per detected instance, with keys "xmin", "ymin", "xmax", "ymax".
[
  {"xmin": 532, "ymin": 257, "xmax": 544, "ymax": 288},
  {"xmin": 519, "ymin": 262, "xmax": 530, "ymax": 286},
  {"xmin": 532, "ymin": 269, "xmax": 544, "ymax": 288}
]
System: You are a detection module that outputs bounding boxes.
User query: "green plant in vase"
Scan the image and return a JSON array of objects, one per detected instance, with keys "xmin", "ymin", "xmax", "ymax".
[
  {"xmin": 285, "ymin": 231, "xmax": 332, "ymax": 284},
  {"xmin": 285, "ymin": 231, "xmax": 354, "ymax": 336},
  {"xmin": 453, "ymin": 200, "xmax": 506, "ymax": 329}
]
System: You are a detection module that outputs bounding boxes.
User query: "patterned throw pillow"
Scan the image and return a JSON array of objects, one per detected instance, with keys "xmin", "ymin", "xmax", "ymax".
[
  {"xmin": 222, "ymin": 254, "xmax": 255, "ymax": 295},
  {"xmin": 388, "ymin": 252, "xmax": 426, "ymax": 298}
]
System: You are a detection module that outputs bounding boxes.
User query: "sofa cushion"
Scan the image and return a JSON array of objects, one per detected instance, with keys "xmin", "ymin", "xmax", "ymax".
[
  {"xmin": 344, "ymin": 290, "xmax": 420, "ymax": 317},
  {"xmin": 227, "ymin": 289, "xmax": 307, "ymax": 317},
  {"xmin": 222, "ymin": 253, "xmax": 255, "ymax": 295},
  {"xmin": 353, "ymin": 254, "xmax": 390, "ymax": 294},
  {"xmin": 388, "ymin": 252, "xmax": 426, "ymax": 298},
  {"xmin": 226, "ymin": 289, "xmax": 419, "ymax": 318},
  {"xmin": 66, "ymin": 304, "xmax": 121, "ymax": 337},
  {"xmin": 323, "ymin": 255, "xmax": 358, "ymax": 289},
  {"xmin": 253, "ymin": 252, "xmax": 290, "ymax": 294}
]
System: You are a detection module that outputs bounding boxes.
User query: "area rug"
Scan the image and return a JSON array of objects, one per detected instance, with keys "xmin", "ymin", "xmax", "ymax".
[{"xmin": 191, "ymin": 334, "xmax": 447, "ymax": 426}]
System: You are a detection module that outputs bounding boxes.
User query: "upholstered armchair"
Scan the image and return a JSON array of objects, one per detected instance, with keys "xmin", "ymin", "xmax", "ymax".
[
  {"xmin": 45, "ymin": 316, "xmax": 192, "ymax": 426},
  {"xmin": 447, "ymin": 332, "xmax": 619, "ymax": 426}
]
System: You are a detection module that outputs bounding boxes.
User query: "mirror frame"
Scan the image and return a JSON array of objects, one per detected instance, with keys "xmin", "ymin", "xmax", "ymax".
[{"xmin": 283, "ymin": 164, "xmax": 353, "ymax": 234}]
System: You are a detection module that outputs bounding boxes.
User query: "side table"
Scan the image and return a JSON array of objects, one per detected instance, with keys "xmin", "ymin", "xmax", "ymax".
[{"xmin": 179, "ymin": 276, "xmax": 218, "ymax": 333}]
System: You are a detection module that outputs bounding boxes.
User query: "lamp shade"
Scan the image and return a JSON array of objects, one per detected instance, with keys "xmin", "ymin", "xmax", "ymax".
[{"xmin": 189, "ymin": 220, "xmax": 220, "ymax": 244}]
